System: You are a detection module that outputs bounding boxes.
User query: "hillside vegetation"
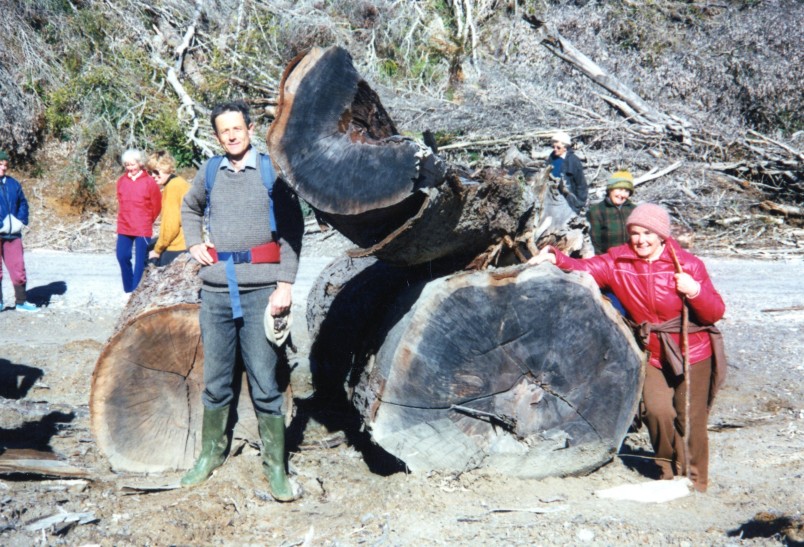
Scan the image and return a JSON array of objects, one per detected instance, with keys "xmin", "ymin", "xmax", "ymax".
[{"xmin": 0, "ymin": 0, "xmax": 801, "ymax": 253}]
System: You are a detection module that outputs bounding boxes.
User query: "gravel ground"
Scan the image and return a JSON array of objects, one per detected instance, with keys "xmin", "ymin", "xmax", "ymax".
[{"xmin": 0, "ymin": 239, "xmax": 802, "ymax": 545}]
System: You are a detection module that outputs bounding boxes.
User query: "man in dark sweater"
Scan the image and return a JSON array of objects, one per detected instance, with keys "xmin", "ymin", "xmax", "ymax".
[{"xmin": 181, "ymin": 101, "xmax": 303, "ymax": 500}]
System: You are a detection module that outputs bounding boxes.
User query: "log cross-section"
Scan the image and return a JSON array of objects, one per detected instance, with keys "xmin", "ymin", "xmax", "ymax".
[
  {"xmin": 90, "ymin": 255, "xmax": 260, "ymax": 473},
  {"xmin": 268, "ymin": 46, "xmax": 445, "ymax": 219},
  {"xmin": 347, "ymin": 264, "xmax": 644, "ymax": 477}
]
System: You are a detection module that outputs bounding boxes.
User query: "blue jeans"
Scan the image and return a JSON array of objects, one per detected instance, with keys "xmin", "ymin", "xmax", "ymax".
[
  {"xmin": 603, "ymin": 290, "xmax": 628, "ymax": 317},
  {"xmin": 199, "ymin": 287, "xmax": 283, "ymax": 415},
  {"xmin": 116, "ymin": 234, "xmax": 150, "ymax": 293}
]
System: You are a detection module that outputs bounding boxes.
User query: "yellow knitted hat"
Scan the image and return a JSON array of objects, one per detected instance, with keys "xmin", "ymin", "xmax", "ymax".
[{"xmin": 607, "ymin": 170, "xmax": 634, "ymax": 193}]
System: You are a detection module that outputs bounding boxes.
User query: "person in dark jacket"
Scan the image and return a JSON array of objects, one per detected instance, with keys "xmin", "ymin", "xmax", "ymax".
[
  {"xmin": 547, "ymin": 131, "xmax": 588, "ymax": 214},
  {"xmin": 587, "ymin": 170, "xmax": 637, "ymax": 255},
  {"xmin": 529, "ymin": 203, "xmax": 726, "ymax": 492},
  {"xmin": 115, "ymin": 148, "xmax": 161, "ymax": 293},
  {"xmin": 181, "ymin": 101, "xmax": 304, "ymax": 500},
  {"xmin": 0, "ymin": 150, "xmax": 38, "ymax": 312}
]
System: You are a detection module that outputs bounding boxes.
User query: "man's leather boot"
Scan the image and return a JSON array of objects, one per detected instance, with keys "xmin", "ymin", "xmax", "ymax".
[
  {"xmin": 181, "ymin": 405, "xmax": 229, "ymax": 487},
  {"xmin": 256, "ymin": 412, "xmax": 294, "ymax": 501}
]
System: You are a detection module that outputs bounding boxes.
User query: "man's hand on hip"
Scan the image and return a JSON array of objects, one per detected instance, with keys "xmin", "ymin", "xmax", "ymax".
[{"xmin": 189, "ymin": 242, "xmax": 215, "ymax": 265}]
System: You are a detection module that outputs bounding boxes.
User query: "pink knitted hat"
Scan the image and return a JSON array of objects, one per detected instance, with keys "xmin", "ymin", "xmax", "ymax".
[{"xmin": 626, "ymin": 203, "xmax": 671, "ymax": 240}]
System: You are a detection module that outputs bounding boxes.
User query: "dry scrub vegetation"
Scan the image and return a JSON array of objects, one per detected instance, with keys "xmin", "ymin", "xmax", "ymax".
[{"xmin": 0, "ymin": 0, "xmax": 802, "ymax": 253}]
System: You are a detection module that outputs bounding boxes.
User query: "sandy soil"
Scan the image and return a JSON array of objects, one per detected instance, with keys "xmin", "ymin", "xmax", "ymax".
[{"xmin": 1, "ymin": 239, "xmax": 803, "ymax": 546}]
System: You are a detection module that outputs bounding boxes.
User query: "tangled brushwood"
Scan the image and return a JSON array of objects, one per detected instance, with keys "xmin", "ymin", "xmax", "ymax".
[{"xmin": 0, "ymin": 0, "xmax": 801, "ymax": 254}]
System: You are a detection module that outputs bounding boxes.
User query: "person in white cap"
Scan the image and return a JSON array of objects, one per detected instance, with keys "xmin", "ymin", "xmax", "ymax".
[{"xmin": 547, "ymin": 130, "xmax": 588, "ymax": 214}]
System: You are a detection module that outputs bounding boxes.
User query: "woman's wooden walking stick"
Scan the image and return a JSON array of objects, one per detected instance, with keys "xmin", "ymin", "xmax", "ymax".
[{"xmin": 668, "ymin": 245, "xmax": 691, "ymax": 481}]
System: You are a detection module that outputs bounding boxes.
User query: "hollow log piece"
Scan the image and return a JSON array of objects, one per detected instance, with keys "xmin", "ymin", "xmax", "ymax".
[{"xmin": 267, "ymin": 46, "xmax": 446, "ymax": 248}]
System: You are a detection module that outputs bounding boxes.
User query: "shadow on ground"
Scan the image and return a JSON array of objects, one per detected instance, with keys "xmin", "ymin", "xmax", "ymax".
[
  {"xmin": 0, "ymin": 359, "xmax": 43, "ymax": 399},
  {"xmin": 617, "ymin": 427, "xmax": 662, "ymax": 481},
  {"xmin": 728, "ymin": 512, "xmax": 804, "ymax": 546},
  {"xmin": 26, "ymin": 281, "xmax": 67, "ymax": 307},
  {"xmin": 288, "ymin": 390, "xmax": 407, "ymax": 477},
  {"xmin": 0, "ymin": 411, "xmax": 75, "ymax": 451}
]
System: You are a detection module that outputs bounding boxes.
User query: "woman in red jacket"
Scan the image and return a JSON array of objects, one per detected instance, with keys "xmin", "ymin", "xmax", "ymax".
[
  {"xmin": 529, "ymin": 203, "xmax": 726, "ymax": 492},
  {"xmin": 116, "ymin": 149, "xmax": 161, "ymax": 293}
]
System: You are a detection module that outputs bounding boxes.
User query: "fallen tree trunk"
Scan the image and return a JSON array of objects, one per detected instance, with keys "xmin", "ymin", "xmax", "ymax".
[
  {"xmin": 268, "ymin": 46, "xmax": 578, "ymax": 266},
  {"xmin": 309, "ymin": 259, "xmax": 644, "ymax": 477},
  {"xmin": 90, "ymin": 255, "xmax": 260, "ymax": 473},
  {"xmin": 522, "ymin": 14, "xmax": 691, "ymax": 143}
]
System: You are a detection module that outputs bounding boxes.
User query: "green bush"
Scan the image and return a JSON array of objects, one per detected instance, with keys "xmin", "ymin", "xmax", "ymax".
[{"xmin": 145, "ymin": 109, "xmax": 199, "ymax": 168}]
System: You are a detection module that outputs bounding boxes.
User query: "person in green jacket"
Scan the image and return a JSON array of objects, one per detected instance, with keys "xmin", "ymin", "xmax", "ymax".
[
  {"xmin": 586, "ymin": 170, "xmax": 638, "ymax": 316},
  {"xmin": 587, "ymin": 170, "xmax": 637, "ymax": 255}
]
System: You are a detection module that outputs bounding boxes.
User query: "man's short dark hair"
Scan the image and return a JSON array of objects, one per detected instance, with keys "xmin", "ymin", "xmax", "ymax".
[{"xmin": 210, "ymin": 101, "xmax": 252, "ymax": 134}]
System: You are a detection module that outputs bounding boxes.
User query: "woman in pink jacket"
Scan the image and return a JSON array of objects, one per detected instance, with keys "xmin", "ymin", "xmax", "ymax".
[
  {"xmin": 529, "ymin": 203, "xmax": 726, "ymax": 492},
  {"xmin": 116, "ymin": 149, "xmax": 161, "ymax": 293}
]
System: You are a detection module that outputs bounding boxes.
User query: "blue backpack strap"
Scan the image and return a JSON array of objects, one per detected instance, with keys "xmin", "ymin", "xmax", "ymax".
[
  {"xmin": 258, "ymin": 153, "xmax": 278, "ymax": 236},
  {"xmin": 204, "ymin": 155, "xmax": 225, "ymax": 195},
  {"xmin": 204, "ymin": 155, "xmax": 225, "ymax": 233},
  {"xmin": 204, "ymin": 155, "xmax": 244, "ymax": 318}
]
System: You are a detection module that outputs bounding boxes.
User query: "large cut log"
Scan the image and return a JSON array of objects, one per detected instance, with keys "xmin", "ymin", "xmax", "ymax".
[
  {"xmin": 306, "ymin": 255, "xmax": 461, "ymax": 393},
  {"xmin": 90, "ymin": 255, "xmax": 260, "ymax": 473},
  {"xmin": 268, "ymin": 46, "xmax": 563, "ymax": 266},
  {"xmin": 310, "ymin": 260, "xmax": 644, "ymax": 477}
]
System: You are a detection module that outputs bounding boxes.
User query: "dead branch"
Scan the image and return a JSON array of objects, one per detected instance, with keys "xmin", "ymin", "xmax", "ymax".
[
  {"xmin": 714, "ymin": 214, "xmax": 783, "ymax": 226},
  {"xmin": 147, "ymin": 1, "xmax": 216, "ymax": 157},
  {"xmin": 747, "ymin": 130, "xmax": 804, "ymax": 162},
  {"xmin": 522, "ymin": 14, "xmax": 691, "ymax": 143},
  {"xmin": 173, "ymin": 1, "xmax": 201, "ymax": 73},
  {"xmin": 0, "ymin": 449, "xmax": 90, "ymax": 479},
  {"xmin": 761, "ymin": 305, "xmax": 804, "ymax": 313},
  {"xmin": 759, "ymin": 201, "xmax": 804, "ymax": 217},
  {"xmin": 633, "ymin": 161, "xmax": 683, "ymax": 186}
]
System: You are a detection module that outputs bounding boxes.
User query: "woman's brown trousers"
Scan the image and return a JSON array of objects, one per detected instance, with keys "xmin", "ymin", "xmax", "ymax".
[{"xmin": 642, "ymin": 357, "xmax": 712, "ymax": 492}]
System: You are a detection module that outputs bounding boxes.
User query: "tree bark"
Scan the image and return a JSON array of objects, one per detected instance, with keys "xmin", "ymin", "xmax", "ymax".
[{"xmin": 90, "ymin": 255, "xmax": 260, "ymax": 473}]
